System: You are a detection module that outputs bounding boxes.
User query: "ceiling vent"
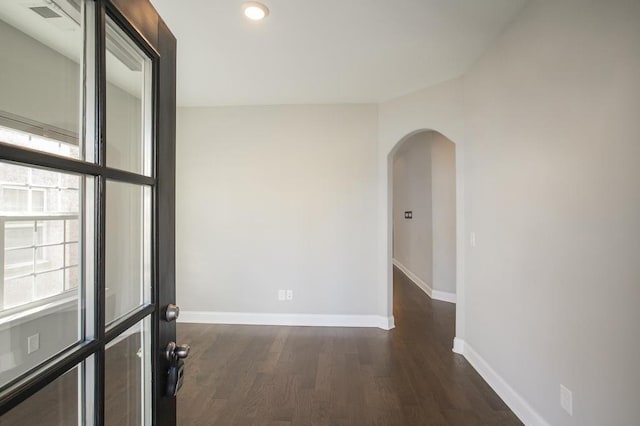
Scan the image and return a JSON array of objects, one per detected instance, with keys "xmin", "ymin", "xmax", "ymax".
[
  {"xmin": 25, "ymin": 0, "xmax": 80, "ymax": 30},
  {"xmin": 29, "ymin": 6, "xmax": 61, "ymax": 19}
]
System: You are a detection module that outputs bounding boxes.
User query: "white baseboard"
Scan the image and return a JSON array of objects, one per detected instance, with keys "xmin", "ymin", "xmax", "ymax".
[
  {"xmin": 452, "ymin": 338, "xmax": 550, "ymax": 426},
  {"xmin": 432, "ymin": 289, "xmax": 457, "ymax": 304},
  {"xmin": 452, "ymin": 336, "xmax": 465, "ymax": 354},
  {"xmin": 179, "ymin": 311, "xmax": 395, "ymax": 330},
  {"xmin": 392, "ymin": 258, "xmax": 457, "ymax": 304}
]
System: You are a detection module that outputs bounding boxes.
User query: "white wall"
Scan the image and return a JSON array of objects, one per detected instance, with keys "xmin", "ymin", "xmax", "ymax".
[
  {"xmin": 105, "ymin": 181, "xmax": 145, "ymax": 324},
  {"xmin": 176, "ymin": 105, "xmax": 380, "ymax": 318},
  {"xmin": 106, "ymin": 83, "xmax": 143, "ymax": 172},
  {"xmin": 0, "ymin": 19, "xmax": 79, "ymax": 133},
  {"xmin": 430, "ymin": 133, "xmax": 456, "ymax": 294},
  {"xmin": 392, "ymin": 133, "xmax": 433, "ymax": 285},
  {"xmin": 104, "ymin": 83, "xmax": 146, "ymax": 324},
  {"xmin": 0, "ymin": 303, "xmax": 78, "ymax": 384},
  {"xmin": 379, "ymin": 0, "xmax": 640, "ymax": 424},
  {"xmin": 462, "ymin": 1, "xmax": 640, "ymax": 424}
]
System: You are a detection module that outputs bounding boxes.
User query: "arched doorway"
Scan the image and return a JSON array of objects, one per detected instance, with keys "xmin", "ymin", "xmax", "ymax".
[{"xmin": 386, "ymin": 129, "xmax": 464, "ymax": 350}]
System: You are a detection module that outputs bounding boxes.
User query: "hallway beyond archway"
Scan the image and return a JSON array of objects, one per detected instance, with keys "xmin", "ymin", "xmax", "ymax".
[{"xmin": 389, "ymin": 130, "xmax": 458, "ymax": 318}]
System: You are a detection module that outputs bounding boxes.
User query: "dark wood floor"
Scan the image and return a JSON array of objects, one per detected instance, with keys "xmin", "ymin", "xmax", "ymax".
[{"xmin": 177, "ymin": 267, "xmax": 521, "ymax": 425}]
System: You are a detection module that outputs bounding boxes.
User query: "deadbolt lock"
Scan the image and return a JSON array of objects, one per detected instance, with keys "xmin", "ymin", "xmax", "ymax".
[{"xmin": 165, "ymin": 304, "xmax": 180, "ymax": 322}]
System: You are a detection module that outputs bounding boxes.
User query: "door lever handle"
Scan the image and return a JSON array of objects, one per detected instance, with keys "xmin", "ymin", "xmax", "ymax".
[
  {"xmin": 175, "ymin": 344, "xmax": 190, "ymax": 359},
  {"xmin": 165, "ymin": 341, "xmax": 191, "ymax": 362}
]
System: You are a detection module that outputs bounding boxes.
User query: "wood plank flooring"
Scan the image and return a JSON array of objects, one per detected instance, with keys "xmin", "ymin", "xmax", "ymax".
[{"xmin": 177, "ymin": 267, "xmax": 521, "ymax": 425}]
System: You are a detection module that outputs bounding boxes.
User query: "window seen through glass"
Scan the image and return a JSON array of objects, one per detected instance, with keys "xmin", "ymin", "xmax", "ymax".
[{"xmin": 0, "ymin": 132, "xmax": 82, "ymax": 310}]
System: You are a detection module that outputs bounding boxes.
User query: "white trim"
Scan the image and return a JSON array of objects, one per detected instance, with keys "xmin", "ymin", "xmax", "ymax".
[
  {"xmin": 392, "ymin": 258, "xmax": 457, "ymax": 304},
  {"xmin": 452, "ymin": 336, "xmax": 465, "ymax": 354},
  {"xmin": 0, "ymin": 293, "xmax": 78, "ymax": 332},
  {"xmin": 106, "ymin": 326, "xmax": 139, "ymax": 350},
  {"xmin": 179, "ymin": 311, "xmax": 395, "ymax": 330},
  {"xmin": 452, "ymin": 338, "xmax": 550, "ymax": 426},
  {"xmin": 432, "ymin": 289, "xmax": 457, "ymax": 304},
  {"xmin": 382, "ymin": 315, "xmax": 395, "ymax": 330}
]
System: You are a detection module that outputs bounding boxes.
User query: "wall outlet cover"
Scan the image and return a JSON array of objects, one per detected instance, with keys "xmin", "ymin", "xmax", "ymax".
[
  {"xmin": 286, "ymin": 290, "xmax": 293, "ymax": 301},
  {"xmin": 27, "ymin": 333, "xmax": 40, "ymax": 354},
  {"xmin": 560, "ymin": 384, "xmax": 573, "ymax": 416}
]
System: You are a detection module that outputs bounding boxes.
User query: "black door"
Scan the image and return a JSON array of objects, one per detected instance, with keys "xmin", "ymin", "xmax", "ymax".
[{"xmin": 0, "ymin": 0, "xmax": 178, "ymax": 424}]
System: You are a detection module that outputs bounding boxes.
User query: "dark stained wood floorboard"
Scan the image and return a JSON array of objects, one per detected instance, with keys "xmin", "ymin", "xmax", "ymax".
[{"xmin": 177, "ymin": 267, "xmax": 522, "ymax": 425}]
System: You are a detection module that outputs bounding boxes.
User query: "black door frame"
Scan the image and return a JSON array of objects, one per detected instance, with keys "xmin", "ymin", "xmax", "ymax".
[{"xmin": 0, "ymin": 0, "xmax": 177, "ymax": 424}]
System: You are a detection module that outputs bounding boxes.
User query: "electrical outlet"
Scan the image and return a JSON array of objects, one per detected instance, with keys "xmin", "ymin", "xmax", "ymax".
[
  {"xmin": 27, "ymin": 333, "xmax": 40, "ymax": 354},
  {"xmin": 278, "ymin": 289, "xmax": 285, "ymax": 301},
  {"xmin": 560, "ymin": 384, "xmax": 573, "ymax": 416},
  {"xmin": 286, "ymin": 290, "xmax": 293, "ymax": 301}
]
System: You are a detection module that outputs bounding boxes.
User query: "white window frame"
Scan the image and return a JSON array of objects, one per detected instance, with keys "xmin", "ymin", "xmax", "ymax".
[
  {"xmin": 0, "ymin": 185, "xmax": 46, "ymax": 213},
  {"xmin": 0, "ymin": 215, "xmax": 80, "ymax": 314},
  {"xmin": 0, "ymin": 116, "xmax": 82, "ymax": 320}
]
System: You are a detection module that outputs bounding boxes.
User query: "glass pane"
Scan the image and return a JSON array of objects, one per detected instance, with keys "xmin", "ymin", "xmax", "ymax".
[
  {"xmin": 31, "ymin": 190, "xmax": 45, "ymax": 211},
  {"xmin": 5, "ymin": 248, "xmax": 33, "ymax": 276},
  {"xmin": 35, "ymin": 269, "xmax": 64, "ymax": 298},
  {"xmin": 65, "ymin": 242, "xmax": 79, "ymax": 266},
  {"xmin": 1, "ymin": 188, "xmax": 27, "ymax": 212},
  {"xmin": 36, "ymin": 245, "xmax": 64, "ymax": 272},
  {"xmin": 4, "ymin": 276, "xmax": 33, "ymax": 308},
  {"xmin": 105, "ymin": 16, "xmax": 152, "ymax": 176},
  {"xmin": 105, "ymin": 181, "xmax": 151, "ymax": 325},
  {"xmin": 0, "ymin": 0, "xmax": 85, "ymax": 159},
  {"xmin": 0, "ymin": 163, "xmax": 81, "ymax": 215},
  {"xmin": 65, "ymin": 265, "xmax": 79, "ymax": 290},
  {"xmin": 38, "ymin": 220, "xmax": 65, "ymax": 245},
  {"xmin": 0, "ymin": 366, "xmax": 78, "ymax": 425},
  {"xmin": 65, "ymin": 218, "xmax": 80, "ymax": 241},
  {"xmin": 5, "ymin": 223, "xmax": 33, "ymax": 249},
  {"xmin": 0, "ymin": 162, "xmax": 92, "ymax": 388},
  {"xmin": 105, "ymin": 317, "xmax": 151, "ymax": 426}
]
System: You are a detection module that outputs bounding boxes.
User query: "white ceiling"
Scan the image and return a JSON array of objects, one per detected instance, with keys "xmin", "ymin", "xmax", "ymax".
[{"xmin": 151, "ymin": 0, "xmax": 527, "ymax": 106}]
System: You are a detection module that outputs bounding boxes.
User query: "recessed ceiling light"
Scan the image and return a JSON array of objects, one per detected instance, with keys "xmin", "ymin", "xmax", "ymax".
[{"xmin": 242, "ymin": 2, "xmax": 269, "ymax": 21}]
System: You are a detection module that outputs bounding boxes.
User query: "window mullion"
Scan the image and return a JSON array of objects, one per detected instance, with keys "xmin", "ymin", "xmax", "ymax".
[{"xmin": 32, "ymin": 221, "xmax": 37, "ymax": 302}]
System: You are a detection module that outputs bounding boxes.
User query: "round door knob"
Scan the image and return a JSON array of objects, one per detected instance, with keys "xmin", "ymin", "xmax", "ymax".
[{"xmin": 165, "ymin": 304, "xmax": 180, "ymax": 322}]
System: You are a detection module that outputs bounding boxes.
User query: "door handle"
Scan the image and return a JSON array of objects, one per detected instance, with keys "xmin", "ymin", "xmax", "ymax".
[
  {"xmin": 165, "ymin": 341, "xmax": 190, "ymax": 397},
  {"xmin": 165, "ymin": 341, "xmax": 190, "ymax": 362}
]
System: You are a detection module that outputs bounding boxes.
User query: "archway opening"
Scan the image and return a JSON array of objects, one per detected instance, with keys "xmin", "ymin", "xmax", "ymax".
[{"xmin": 389, "ymin": 129, "xmax": 458, "ymax": 326}]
